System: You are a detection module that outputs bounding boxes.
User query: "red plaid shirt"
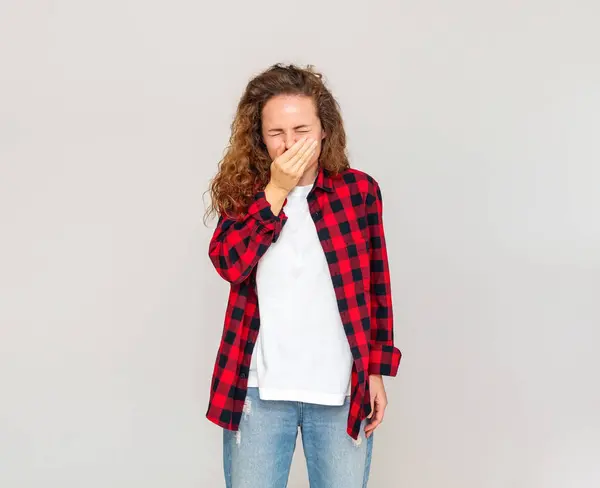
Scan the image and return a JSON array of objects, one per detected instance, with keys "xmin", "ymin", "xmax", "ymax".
[{"xmin": 206, "ymin": 166, "xmax": 401, "ymax": 439}]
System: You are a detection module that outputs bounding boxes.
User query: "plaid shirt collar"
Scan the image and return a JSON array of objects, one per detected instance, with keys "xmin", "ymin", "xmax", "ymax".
[{"xmin": 313, "ymin": 165, "xmax": 335, "ymax": 193}]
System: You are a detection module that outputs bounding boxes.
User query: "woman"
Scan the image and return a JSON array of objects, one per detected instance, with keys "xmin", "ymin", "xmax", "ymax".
[{"xmin": 205, "ymin": 63, "xmax": 402, "ymax": 488}]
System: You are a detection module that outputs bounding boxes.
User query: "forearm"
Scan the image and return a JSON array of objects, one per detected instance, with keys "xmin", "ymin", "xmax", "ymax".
[{"xmin": 209, "ymin": 191, "xmax": 287, "ymax": 284}]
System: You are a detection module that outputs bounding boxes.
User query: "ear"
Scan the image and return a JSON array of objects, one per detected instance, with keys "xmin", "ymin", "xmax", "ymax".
[{"xmin": 321, "ymin": 131, "xmax": 327, "ymax": 140}]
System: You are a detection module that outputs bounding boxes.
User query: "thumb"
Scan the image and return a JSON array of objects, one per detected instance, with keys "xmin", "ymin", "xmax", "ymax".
[{"xmin": 368, "ymin": 393, "xmax": 375, "ymax": 419}]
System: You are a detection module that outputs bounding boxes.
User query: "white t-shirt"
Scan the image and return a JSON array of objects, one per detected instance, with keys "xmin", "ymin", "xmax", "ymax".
[{"xmin": 247, "ymin": 182, "xmax": 353, "ymax": 405}]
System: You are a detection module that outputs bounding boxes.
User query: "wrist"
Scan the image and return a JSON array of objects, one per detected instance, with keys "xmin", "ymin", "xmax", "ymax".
[
  {"xmin": 264, "ymin": 182, "xmax": 288, "ymax": 216},
  {"xmin": 265, "ymin": 181, "xmax": 289, "ymax": 198}
]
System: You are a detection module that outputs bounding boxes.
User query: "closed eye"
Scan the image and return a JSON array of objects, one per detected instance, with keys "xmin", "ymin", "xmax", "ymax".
[{"xmin": 267, "ymin": 125, "xmax": 312, "ymax": 136}]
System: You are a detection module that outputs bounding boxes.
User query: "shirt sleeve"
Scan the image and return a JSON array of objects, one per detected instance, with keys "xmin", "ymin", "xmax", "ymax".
[
  {"xmin": 366, "ymin": 178, "xmax": 402, "ymax": 376},
  {"xmin": 208, "ymin": 190, "xmax": 287, "ymax": 284}
]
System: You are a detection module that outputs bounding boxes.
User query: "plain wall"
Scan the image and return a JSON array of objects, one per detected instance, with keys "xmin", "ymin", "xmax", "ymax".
[{"xmin": 1, "ymin": 1, "xmax": 599, "ymax": 487}]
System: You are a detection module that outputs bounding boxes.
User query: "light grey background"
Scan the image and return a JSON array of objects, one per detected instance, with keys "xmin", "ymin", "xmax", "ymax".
[{"xmin": 1, "ymin": 1, "xmax": 599, "ymax": 487}]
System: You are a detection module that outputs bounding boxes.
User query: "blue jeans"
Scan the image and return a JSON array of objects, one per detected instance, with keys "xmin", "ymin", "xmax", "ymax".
[{"xmin": 223, "ymin": 387, "xmax": 373, "ymax": 488}]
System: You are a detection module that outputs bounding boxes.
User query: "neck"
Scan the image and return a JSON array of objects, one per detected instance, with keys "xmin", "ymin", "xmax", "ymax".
[{"xmin": 297, "ymin": 164, "xmax": 319, "ymax": 187}]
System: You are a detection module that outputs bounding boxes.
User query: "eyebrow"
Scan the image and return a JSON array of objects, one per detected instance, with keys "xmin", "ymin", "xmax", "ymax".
[{"xmin": 266, "ymin": 124, "xmax": 311, "ymax": 132}]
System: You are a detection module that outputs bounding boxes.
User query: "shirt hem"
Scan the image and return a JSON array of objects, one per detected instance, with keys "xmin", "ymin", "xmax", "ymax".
[{"xmin": 256, "ymin": 387, "xmax": 348, "ymax": 406}]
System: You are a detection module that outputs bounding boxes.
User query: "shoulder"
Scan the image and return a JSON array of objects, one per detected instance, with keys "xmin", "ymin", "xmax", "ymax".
[{"xmin": 333, "ymin": 167, "xmax": 383, "ymax": 204}]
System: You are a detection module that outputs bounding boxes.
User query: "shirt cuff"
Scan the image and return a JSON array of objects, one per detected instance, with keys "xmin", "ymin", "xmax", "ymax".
[
  {"xmin": 246, "ymin": 190, "xmax": 287, "ymax": 242},
  {"xmin": 368, "ymin": 344, "xmax": 402, "ymax": 377},
  {"xmin": 247, "ymin": 191, "xmax": 286, "ymax": 226}
]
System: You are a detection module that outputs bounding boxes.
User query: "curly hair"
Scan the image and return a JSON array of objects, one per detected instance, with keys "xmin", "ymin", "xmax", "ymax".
[{"xmin": 204, "ymin": 63, "xmax": 350, "ymax": 222}]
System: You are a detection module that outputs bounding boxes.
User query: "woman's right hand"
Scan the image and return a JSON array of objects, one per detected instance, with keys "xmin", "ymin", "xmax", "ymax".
[
  {"xmin": 264, "ymin": 137, "xmax": 318, "ymax": 214},
  {"xmin": 268, "ymin": 137, "xmax": 318, "ymax": 193}
]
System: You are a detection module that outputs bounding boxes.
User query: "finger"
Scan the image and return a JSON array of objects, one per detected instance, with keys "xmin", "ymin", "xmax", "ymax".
[
  {"xmin": 365, "ymin": 400, "xmax": 386, "ymax": 437},
  {"xmin": 365, "ymin": 406, "xmax": 379, "ymax": 431},
  {"xmin": 290, "ymin": 140, "xmax": 318, "ymax": 171},
  {"xmin": 365, "ymin": 417, "xmax": 382, "ymax": 434},
  {"xmin": 294, "ymin": 145, "xmax": 318, "ymax": 174},
  {"xmin": 294, "ymin": 143, "xmax": 318, "ymax": 170},
  {"xmin": 283, "ymin": 138, "xmax": 315, "ymax": 168},
  {"xmin": 375, "ymin": 404, "xmax": 385, "ymax": 424},
  {"xmin": 373, "ymin": 402, "xmax": 385, "ymax": 427},
  {"xmin": 367, "ymin": 403, "xmax": 384, "ymax": 426},
  {"xmin": 367, "ymin": 394, "xmax": 375, "ymax": 419},
  {"xmin": 365, "ymin": 417, "xmax": 380, "ymax": 437},
  {"xmin": 278, "ymin": 136, "xmax": 308, "ymax": 164}
]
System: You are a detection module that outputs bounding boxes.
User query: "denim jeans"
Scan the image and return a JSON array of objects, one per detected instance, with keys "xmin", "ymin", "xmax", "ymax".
[{"xmin": 223, "ymin": 387, "xmax": 373, "ymax": 488}]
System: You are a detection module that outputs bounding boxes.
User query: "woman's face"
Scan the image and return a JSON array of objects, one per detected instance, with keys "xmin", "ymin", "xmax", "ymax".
[{"xmin": 261, "ymin": 94, "xmax": 326, "ymax": 168}]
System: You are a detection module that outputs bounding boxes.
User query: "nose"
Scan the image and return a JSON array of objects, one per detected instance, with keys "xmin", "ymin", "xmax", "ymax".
[{"xmin": 284, "ymin": 133, "xmax": 297, "ymax": 150}]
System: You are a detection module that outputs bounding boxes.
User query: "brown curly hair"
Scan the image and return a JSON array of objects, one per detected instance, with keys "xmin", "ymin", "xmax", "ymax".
[{"xmin": 204, "ymin": 63, "xmax": 350, "ymax": 222}]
